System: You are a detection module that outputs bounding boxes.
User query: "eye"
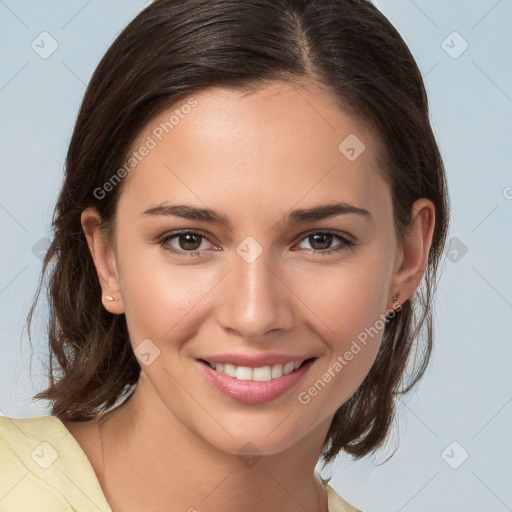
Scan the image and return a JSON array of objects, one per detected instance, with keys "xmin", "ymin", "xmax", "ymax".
[
  {"xmin": 158, "ymin": 230, "xmax": 216, "ymax": 257},
  {"xmin": 295, "ymin": 230, "xmax": 355, "ymax": 255},
  {"xmin": 158, "ymin": 229, "xmax": 355, "ymax": 258}
]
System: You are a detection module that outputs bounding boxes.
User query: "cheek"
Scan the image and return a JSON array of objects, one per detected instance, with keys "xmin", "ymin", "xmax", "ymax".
[
  {"xmin": 298, "ymin": 257, "xmax": 389, "ymax": 343},
  {"xmin": 116, "ymin": 240, "xmax": 217, "ymax": 343},
  {"xmin": 294, "ymin": 259, "xmax": 389, "ymax": 407}
]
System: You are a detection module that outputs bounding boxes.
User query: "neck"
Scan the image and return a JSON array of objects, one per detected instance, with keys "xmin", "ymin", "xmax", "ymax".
[{"xmin": 96, "ymin": 374, "xmax": 331, "ymax": 512}]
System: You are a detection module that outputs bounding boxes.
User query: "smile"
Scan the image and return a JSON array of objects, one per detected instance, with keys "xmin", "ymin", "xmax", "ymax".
[
  {"xmin": 198, "ymin": 357, "xmax": 317, "ymax": 404},
  {"xmin": 204, "ymin": 360, "xmax": 305, "ymax": 381}
]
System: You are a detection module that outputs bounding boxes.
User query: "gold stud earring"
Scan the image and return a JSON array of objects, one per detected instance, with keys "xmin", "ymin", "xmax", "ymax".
[
  {"xmin": 105, "ymin": 296, "xmax": 115, "ymax": 302},
  {"xmin": 391, "ymin": 291, "xmax": 402, "ymax": 304}
]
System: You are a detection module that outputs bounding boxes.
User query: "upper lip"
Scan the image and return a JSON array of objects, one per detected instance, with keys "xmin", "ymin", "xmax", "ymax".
[{"xmin": 199, "ymin": 353, "xmax": 316, "ymax": 368}]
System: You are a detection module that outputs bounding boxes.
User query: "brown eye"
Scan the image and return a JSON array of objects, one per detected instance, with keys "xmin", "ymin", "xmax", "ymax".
[
  {"xmin": 296, "ymin": 230, "xmax": 354, "ymax": 255},
  {"xmin": 308, "ymin": 233, "xmax": 334, "ymax": 251},
  {"xmin": 159, "ymin": 230, "xmax": 215, "ymax": 257},
  {"xmin": 177, "ymin": 233, "xmax": 203, "ymax": 251}
]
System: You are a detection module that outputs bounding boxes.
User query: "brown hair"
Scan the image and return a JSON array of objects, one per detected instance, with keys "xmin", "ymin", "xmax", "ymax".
[{"xmin": 27, "ymin": 0, "xmax": 450, "ymax": 464}]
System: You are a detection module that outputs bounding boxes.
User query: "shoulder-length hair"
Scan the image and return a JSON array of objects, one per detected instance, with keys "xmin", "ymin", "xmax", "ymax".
[{"xmin": 28, "ymin": 0, "xmax": 449, "ymax": 464}]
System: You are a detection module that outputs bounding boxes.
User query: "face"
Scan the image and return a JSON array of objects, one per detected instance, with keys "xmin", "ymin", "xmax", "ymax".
[{"xmin": 91, "ymin": 80, "xmax": 407, "ymax": 456}]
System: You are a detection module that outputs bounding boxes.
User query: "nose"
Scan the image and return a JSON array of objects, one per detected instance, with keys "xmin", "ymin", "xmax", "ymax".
[{"xmin": 216, "ymin": 246, "xmax": 295, "ymax": 342}]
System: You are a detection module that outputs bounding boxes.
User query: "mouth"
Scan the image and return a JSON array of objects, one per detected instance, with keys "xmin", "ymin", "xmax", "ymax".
[
  {"xmin": 197, "ymin": 357, "xmax": 317, "ymax": 405},
  {"xmin": 199, "ymin": 358, "xmax": 315, "ymax": 381}
]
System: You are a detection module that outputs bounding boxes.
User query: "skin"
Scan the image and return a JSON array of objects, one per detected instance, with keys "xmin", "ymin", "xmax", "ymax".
[{"xmin": 65, "ymin": 79, "xmax": 435, "ymax": 512}]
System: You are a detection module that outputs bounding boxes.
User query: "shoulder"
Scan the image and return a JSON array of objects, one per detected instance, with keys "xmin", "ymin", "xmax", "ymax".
[
  {"xmin": 323, "ymin": 478, "xmax": 364, "ymax": 512},
  {"xmin": 0, "ymin": 414, "xmax": 111, "ymax": 512},
  {"xmin": 0, "ymin": 413, "xmax": 63, "ymax": 440}
]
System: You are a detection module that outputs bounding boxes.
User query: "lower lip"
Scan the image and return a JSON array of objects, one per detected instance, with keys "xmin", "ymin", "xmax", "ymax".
[{"xmin": 198, "ymin": 359, "xmax": 315, "ymax": 405}]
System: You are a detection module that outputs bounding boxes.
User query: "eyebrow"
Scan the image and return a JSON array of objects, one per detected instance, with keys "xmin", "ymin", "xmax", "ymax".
[{"xmin": 141, "ymin": 202, "xmax": 371, "ymax": 228}]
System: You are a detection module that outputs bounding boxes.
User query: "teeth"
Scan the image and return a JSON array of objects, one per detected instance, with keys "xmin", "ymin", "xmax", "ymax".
[
  {"xmin": 223, "ymin": 363, "xmax": 236, "ymax": 377},
  {"xmin": 253, "ymin": 366, "xmax": 272, "ymax": 381},
  {"xmin": 271, "ymin": 365, "xmax": 283, "ymax": 379},
  {"xmin": 283, "ymin": 362, "xmax": 295, "ymax": 374},
  {"xmin": 209, "ymin": 361, "xmax": 305, "ymax": 381},
  {"xmin": 235, "ymin": 366, "xmax": 253, "ymax": 380}
]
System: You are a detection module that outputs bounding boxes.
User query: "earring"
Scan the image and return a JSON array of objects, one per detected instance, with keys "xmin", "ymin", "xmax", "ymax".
[
  {"xmin": 105, "ymin": 296, "xmax": 115, "ymax": 302},
  {"xmin": 391, "ymin": 292, "xmax": 402, "ymax": 309}
]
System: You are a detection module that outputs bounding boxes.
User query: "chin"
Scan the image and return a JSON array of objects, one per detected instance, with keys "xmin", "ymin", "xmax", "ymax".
[{"xmin": 205, "ymin": 429, "xmax": 307, "ymax": 460}]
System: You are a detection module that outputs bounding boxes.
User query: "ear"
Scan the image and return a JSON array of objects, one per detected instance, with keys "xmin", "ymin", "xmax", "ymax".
[
  {"xmin": 388, "ymin": 198, "xmax": 436, "ymax": 310},
  {"xmin": 81, "ymin": 207, "xmax": 124, "ymax": 314}
]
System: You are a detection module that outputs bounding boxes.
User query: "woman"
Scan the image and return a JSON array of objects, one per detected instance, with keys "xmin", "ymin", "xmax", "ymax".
[{"xmin": 0, "ymin": 0, "xmax": 449, "ymax": 511}]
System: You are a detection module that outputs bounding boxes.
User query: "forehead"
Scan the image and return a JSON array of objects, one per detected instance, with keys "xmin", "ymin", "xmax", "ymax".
[{"xmin": 119, "ymin": 80, "xmax": 389, "ymax": 220}]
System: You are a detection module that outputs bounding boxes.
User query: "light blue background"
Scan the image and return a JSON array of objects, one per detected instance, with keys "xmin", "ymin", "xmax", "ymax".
[{"xmin": 1, "ymin": 1, "xmax": 511, "ymax": 511}]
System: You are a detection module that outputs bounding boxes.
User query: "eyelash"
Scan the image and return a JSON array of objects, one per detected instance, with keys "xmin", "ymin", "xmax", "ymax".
[{"xmin": 157, "ymin": 229, "xmax": 355, "ymax": 258}]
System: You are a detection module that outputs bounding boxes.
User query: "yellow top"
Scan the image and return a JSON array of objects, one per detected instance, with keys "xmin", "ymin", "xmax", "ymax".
[{"xmin": 0, "ymin": 415, "xmax": 361, "ymax": 512}]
